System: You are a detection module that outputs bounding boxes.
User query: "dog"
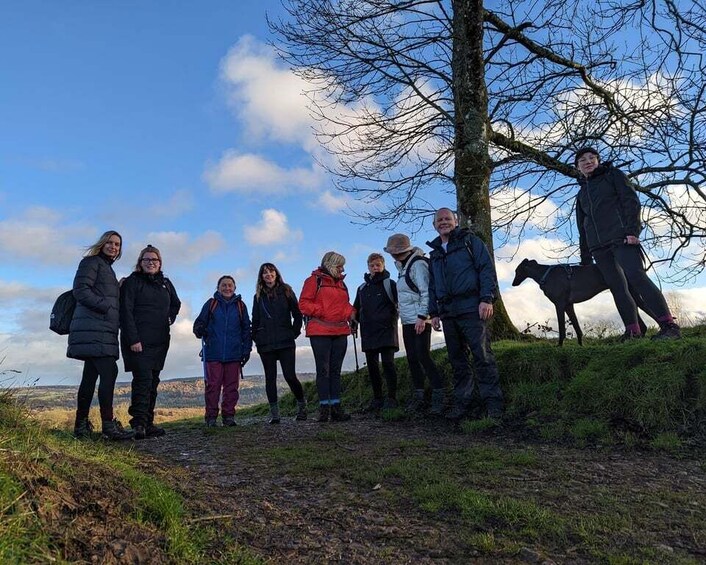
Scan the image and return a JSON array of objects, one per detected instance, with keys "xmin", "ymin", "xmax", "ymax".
[{"xmin": 512, "ymin": 259, "xmax": 650, "ymax": 346}]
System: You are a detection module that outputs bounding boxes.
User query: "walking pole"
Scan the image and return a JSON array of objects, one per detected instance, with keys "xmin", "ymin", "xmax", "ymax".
[{"xmin": 352, "ymin": 327, "xmax": 361, "ymax": 409}]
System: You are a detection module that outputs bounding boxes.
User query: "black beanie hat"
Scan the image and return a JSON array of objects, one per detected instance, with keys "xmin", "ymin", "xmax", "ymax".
[{"xmin": 574, "ymin": 147, "xmax": 600, "ymax": 166}]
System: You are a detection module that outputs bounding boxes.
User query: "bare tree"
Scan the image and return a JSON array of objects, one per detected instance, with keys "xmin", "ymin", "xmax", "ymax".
[{"xmin": 270, "ymin": 0, "xmax": 706, "ymax": 336}]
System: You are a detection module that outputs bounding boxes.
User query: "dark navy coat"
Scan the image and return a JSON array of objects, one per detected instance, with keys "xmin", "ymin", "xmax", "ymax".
[
  {"xmin": 67, "ymin": 254, "xmax": 121, "ymax": 360},
  {"xmin": 427, "ymin": 227, "xmax": 498, "ymax": 319},
  {"xmin": 193, "ymin": 292, "xmax": 252, "ymax": 363}
]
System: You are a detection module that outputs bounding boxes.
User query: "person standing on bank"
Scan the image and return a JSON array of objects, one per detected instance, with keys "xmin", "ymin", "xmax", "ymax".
[
  {"xmin": 428, "ymin": 208, "xmax": 505, "ymax": 421},
  {"xmin": 252, "ymin": 263, "xmax": 308, "ymax": 424},
  {"xmin": 575, "ymin": 147, "xmax": 681, "ymax": 340},
  {"xmin": 193, "ymin": 275, "xmax": 252, "ymax": 427},
  {"xmin": 69, "ymin": 230, "xmax": 134, "ymax": 440},
  {"xmin": 384, "ymin": 234, "xmax": 445, "ymax": 416},
  {"xmin": 120, "ymin": 245, "xmax": 181, "ymax": 440},
  {"xmin": 299, "ymin": 251, "xmax": 355, "ymax": 423},
  {"xmin": 353, "ymin": 253, "xmax": 400, "ymax": 412}
]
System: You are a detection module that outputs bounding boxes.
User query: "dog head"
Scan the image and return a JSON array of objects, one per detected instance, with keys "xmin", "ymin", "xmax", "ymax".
[{"xmin": 512, "ymin": 258, "xmax": 537, "ymax": 286}]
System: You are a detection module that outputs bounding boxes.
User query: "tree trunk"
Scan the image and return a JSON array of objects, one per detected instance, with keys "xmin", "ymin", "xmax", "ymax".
[{"xmin": 452, "ymin": 0, "xmax": 518, "ymax": 340}]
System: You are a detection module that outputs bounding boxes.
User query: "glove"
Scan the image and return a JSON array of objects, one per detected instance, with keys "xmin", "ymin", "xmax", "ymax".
[{"xmin": 350, "ymin": 320, "xmax": 359, "ymax": 336}]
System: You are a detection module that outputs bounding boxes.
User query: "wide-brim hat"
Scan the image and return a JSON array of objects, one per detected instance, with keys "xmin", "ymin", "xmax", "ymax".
[{"xmin": 384, "ymin": 233, "xmax": 413, "ymax": 254}]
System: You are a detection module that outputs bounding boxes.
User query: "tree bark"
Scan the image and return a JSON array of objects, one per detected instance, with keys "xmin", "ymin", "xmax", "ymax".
[{"xmin": 452, "ymin": 0, "xmax": 518, "ymax": 339}]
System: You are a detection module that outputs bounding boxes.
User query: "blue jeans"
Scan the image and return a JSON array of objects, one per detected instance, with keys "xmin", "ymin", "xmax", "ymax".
[{"xmin": 441, "ymin": 314, "xmax": 503, "ymax": 412}]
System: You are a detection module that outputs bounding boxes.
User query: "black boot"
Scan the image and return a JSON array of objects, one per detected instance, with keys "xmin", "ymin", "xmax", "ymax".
[
  {"xmin": 429, "ymin": 389, "xmax": 446, "ymax": 416},
  {"xmin": 73, "ymin": 417, "xmax": 94, "ymax": 439},
  {"xmin": 145, "ymin": 423, "xmax": 166, "ymax": 437},
  {"xmin": 317, "ymin": 404, "xmax": 330, "ymax": 422},
  {"xmin": 330, "ymin": 403, "xmax": 351, "ymax": 422},
  {"xmin": 295, "ymin": 400, "xmax": 308, "ymax": 421},
  {"xmin": 102, "ymin": 419, "xmax": 135, "ymax": 441}
]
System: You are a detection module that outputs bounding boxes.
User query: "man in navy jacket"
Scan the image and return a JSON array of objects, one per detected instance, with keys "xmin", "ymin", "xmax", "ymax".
[{"xmin": 428, "ymin": 208, "xmax": 504, "ymax": 420}]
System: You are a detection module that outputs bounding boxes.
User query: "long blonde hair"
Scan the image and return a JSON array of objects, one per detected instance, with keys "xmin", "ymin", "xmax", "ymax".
[{"xmin": 85, "ymin": 230, "xmax": 122, "ymax": 260}]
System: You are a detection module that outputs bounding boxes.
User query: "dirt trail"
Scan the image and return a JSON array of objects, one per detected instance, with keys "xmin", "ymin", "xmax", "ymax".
[{"xmin": 133, "ymin": 415, "xmax": 706, "ymax": 564}]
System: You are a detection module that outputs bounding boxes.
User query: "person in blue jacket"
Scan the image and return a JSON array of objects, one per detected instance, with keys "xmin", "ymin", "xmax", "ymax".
[
  {"xmin": 428, "ymin": 207, "xmax": 504, "ymax": 421},
  {"xmin": 193, "ymin": 275, "xmax": 252, "ymax": 427}
]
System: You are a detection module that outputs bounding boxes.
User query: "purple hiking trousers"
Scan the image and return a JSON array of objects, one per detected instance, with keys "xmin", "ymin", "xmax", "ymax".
[{"xmin": 204, "ymin": 361, "xmax": 241, "ymax": 419}]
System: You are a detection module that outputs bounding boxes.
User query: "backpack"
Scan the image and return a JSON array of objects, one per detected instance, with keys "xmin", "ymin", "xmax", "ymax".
[
  {"xmin": 49, "ymin": 290, "xmax": 76, "ymax": 335},
  {"xmin": 403, "ymin": 255, "xmax": 430, "ymax": 295},
  {"xmin": 356, "ymin": 278, "xmax": 397, "ymax": 310}
]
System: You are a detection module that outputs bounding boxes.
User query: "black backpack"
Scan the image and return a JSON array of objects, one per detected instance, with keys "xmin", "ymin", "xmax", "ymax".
[
  {"xmin": 49, "ymin": 290, "xmax": 76, "ymax": 335},
  {"xmin": 404, "ymin": 255, "xmax": 430, "ymax": 294}
]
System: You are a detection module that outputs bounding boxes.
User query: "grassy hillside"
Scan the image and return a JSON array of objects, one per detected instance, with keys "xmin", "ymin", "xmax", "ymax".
[{"xmin": 2, "ymin": 330, "xmax": 705, "ymax": 562}]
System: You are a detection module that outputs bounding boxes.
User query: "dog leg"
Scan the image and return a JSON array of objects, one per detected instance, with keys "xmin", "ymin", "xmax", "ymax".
[
  {"xmin": 555, "ymin": 304, "xmax": 566, "ymax": 346},
  {"xmin": 566, "ymin": 303, "xmax": 583, "ymax": 346}
]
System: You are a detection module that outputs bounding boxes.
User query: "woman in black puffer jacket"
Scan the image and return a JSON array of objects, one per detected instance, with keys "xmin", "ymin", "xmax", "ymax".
[
  {"xmin": 120, "ymin": 245, "xmax": 181, "ymax": 440},
  {"xmin": 68, "ymin": 230, "xmax": 133, "ymax": 441},
  {"xmin": 252, "ymin": 263, "xmax": 307, "ymax": 424}
]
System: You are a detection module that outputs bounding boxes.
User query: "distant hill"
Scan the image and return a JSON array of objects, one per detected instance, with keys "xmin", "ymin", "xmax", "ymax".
[{"xmin": 14, "ymin": 374, "xmax": 316, "ymax": 411}]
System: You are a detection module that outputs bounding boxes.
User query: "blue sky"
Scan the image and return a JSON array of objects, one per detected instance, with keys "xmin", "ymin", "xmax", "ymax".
[{"xmin": 2, "ymin": 2, "xmax": 705, "ymax": 386}]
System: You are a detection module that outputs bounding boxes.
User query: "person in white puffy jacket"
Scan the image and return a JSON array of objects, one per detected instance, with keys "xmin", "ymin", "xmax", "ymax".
[{"xmin": 384, "ymin": 234, "xmax": 445, "ymax": 415}]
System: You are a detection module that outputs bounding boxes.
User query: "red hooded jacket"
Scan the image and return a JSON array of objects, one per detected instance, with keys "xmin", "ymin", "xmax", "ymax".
[{"xmin": 299, "ymin": 268, "xmax": 355, "ymax": 337}]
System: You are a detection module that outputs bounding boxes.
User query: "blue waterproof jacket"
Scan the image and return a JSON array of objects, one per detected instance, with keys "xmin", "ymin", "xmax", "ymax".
[
  {"xmin": 193, "ymin": 292, "xmax": 252, "ymax": 363},
  {"xmin": 427, "ymin": 227, "xmax": 498, "ymax": 319}
]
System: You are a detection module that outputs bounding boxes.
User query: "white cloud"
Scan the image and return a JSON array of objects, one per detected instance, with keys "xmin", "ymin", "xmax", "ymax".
[
  {"xmin": 243, "ymin": 209, "xmax": 302, "ymax": 246},
  {"xmin": 203, "ymin": 151, "xmax": 322, "ymax": 194},
  {"xmin": 315, "ymin": 190, "xmax": 349, "ymax": 213},
  {"xmin": 122, "ymin": 230, "xmax": 226, "ymax": 267},
  {"xmin": 495, "ymin": 237, "xmax": 575, "ymax": 282},
  {"xmin": 220, "ymin": 35, "xmax": 315, "ymax": 146},
  {"xmin": 0, "ymin": 207, "xmax": 92, "ymax": 267}
]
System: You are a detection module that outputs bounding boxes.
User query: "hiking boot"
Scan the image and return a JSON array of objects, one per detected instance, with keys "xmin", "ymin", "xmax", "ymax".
[
  {"xmin": 223, "ymin": 417, "xmax": 236, "ymax": 427},
  {"xmin": 205, "ymin": 419, "xmax": 218, "ymax": 428},
  {"xmin": 487, "ymin": 406, "xmax": 504, "ymax": 421},
  {"xmin": 445, "ymin": 403, "xmax": 468, "ymax": 421},
  {"xmin": 620, "ymin": 330, "xmax": 642, "ymax": 343},
  {"xmin": 317, "ymin": 404, "xmax": 330, "ymax": 423},
  {"xmin": 405, "ymin": 390, "xmax": 426, "ymax": 414},
  {"xmin": 73, "ymin": 418, "xmax": 94, "ymax": 439},
  {"xmin": 102, "ymin": 419, "xmax": 135, "ymax": 441},
  {"xmin": 133, "ymin": 425, "xmax": 147, "ymax": 440},
  {"xmin": 268, "ymin": 403, "xmax": 280, "ymax": 425},
  {"xmin": 428, "ymin": 389, "xmax": 446, "ymax": 417},
  {"xmin": 652, "ymin": 322, "xmax": 682, "ymax": 341},
  {"xmin": 145, "ymin": 423, "xmax": 166, "ymax": 438},
  {"xmin": 330, "ymin": 403, "xmax": 351, "ymax": 422},
  {"xmin": 295, "ymin": 400, "xmax": 308, "ymax": 421},
  {"xmin": 382, "ymin": 398, "xmax": 399, "ymax": 410}
]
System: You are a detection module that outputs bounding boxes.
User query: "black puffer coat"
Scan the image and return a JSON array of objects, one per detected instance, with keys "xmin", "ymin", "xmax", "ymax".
[
  {"xmin": 67, "ymin": 254, "xmax": 120, "ymax": 360},
  {"xmin": 120, "ymin": 271, "xmax": 181, "ymax": 372},
  {"xmin": 353, "ymin": 270, "xmax": 399, "ymax": 352},
  {"xmin": 576, "ymin": 163, "xmax": 642, "ymax": 263},
  {"xmin": 251, "ymin": 284, "xmax": 303, "ymax": 354}
]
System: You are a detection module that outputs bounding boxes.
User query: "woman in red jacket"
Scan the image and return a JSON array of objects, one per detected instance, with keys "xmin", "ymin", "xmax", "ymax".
[{"xmin": 299, "ymin": 251, "xmax": 355, "ymax": 422}]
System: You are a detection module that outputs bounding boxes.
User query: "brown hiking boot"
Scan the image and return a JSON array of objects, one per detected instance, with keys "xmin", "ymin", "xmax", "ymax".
[
  {"xmin": 317, "ymin": 404, "xmax": 330, "ymax": 422},
  {"xmin": 330, "ymin": 404, "xmax": 351, "ymax": 422}
]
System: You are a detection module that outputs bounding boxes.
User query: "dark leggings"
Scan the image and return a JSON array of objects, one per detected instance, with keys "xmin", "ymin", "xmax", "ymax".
[
  {"xmin": 310, "ymin": 335, "xmax": 348, "ymax": 403},
  {"xmin": 593, "ymin": 244, "xmax": 672, "ymax": 328},
  {"xmin": 402, "ymin": 324, "xmax": 443, "ymax": 389},
  {"xmin": 365, "ymin": 347, "xmax": 397, "ymax": 400},
  {"xmin": 259, "ymin": 347, "xmax": 305, "ymax": 404},
  {"xmin": 128, "ymin": 353, "xmax": 162, "ymax": 427},
  {"xmin": 76, "ymin": 356, "xmax": 118, "ymax": 422}
]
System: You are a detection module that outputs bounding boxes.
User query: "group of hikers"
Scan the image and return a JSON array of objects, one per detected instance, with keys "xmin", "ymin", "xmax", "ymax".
[{"xmin": 64, "ymin": 147, "xmax": 681, "ymax": 441}]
